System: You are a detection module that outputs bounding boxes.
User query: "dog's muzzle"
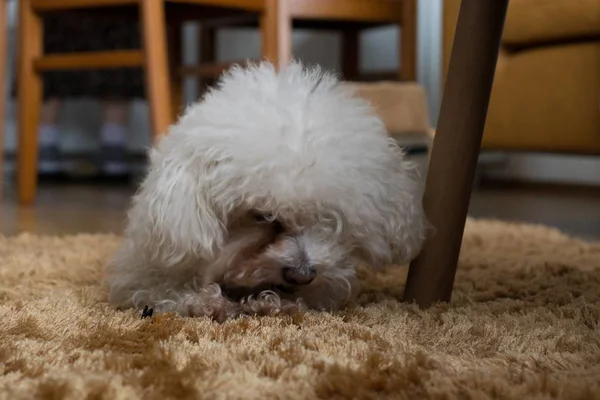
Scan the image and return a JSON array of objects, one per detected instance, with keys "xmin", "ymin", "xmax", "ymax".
[{"xmin": 282, "ymin": 266, "xmax": 316, "ymax": 285}]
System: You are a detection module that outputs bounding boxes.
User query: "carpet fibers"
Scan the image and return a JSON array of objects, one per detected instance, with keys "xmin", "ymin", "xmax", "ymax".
[{"xmin": 1, "ymin": 219, "xmax": 600, "ymax": 399}]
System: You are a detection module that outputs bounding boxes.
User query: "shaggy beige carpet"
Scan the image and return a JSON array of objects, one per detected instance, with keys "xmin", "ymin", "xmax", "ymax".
[{"xmin": 1, "ymin": 219, "xmax": 599, "ymax": 400}]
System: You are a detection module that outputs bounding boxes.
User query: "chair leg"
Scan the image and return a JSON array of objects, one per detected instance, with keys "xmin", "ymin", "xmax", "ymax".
[
  {"xmin": 198, "ymin": 26, "xmax": 216, "ymax": 95},
  {"xmin": 167, "ymin": 21, "xmax": 183, "ymax": 122},
  {"xmin": 403, "ymin": 0, "xmax": 509, "ymax": 307},
  {"xmin": 260, "ymin": 0, "xmax": 291, "ymax": 68},
  {"xmin": 17, "ymin": 0, "xmax": 43, "ymax": 205},
  {"xmin": 341, "ymin": 29, "xmax": 360, "ymax": 81},
  {"xmin": 139, "ymin": 0, "xmax": 173, "ymax": 141},
  {"xmin": 399, "ymin": 0, "xmax": 416, "ymax": 81}
]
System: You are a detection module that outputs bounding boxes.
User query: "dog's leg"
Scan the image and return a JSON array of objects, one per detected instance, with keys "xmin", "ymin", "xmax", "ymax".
[
  {"xmin": 141, "ymin": 283, "xmax": 302, "ymax": 322},
  {"xmin": 107, "ymin": 247, "xmax": 304, "ymax": 321},
  {"xmin": 108, "ymin": 270, "xmax": 242, "ymax": 322}
]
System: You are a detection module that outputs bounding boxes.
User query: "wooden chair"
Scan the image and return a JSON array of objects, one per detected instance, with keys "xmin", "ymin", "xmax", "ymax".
[
  {"xmin": 403, "ymin": 0, "xmax": 509, "ymax": 307},
  {"xmin": 14, "ymin": 0, "xmax": 417, "ymax": 206},
  {"xmin": 193, "ymin": 0, "xmax": 417, "ymax": 92},
  {"xmin": 15, "ymin": 0, "xmax": 278, "ymax": 205}
]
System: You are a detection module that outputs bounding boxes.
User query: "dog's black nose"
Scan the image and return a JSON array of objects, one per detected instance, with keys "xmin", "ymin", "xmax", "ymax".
[{"xmin": 282, "ymin": 266, "xmax": 316, "ymax": 285}]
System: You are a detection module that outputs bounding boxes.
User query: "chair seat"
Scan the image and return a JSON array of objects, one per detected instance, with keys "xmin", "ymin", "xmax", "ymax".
[
  {"xmin": 502, "ymin": 0, "xmax": 600, "ymax": 48},
  {"xmin": 345, "ymin": 81, "xmax": 431, "ymax": 137}
]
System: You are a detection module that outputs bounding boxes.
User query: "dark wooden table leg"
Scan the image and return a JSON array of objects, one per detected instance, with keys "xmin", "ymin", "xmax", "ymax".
[{"xmin": 403, "ymin": 0, "xmax": 509, "ymax": 307}]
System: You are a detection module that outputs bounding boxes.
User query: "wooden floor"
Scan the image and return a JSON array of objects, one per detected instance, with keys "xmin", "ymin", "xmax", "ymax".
[
  {"xmin": 1, "ymin": 182, "xmax": 134, "ymax": 236},
  {"xmin": 2, "ymin": 180, "xmax": 600, "ymax": 240},
  {"xmin": 468, "ymin": 183, "xmax": 600, "ymax": 240}
]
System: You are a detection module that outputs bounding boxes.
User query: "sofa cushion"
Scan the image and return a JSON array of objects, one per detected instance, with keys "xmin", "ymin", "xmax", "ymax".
[{"xmin": 502, "ymin": 0, "xmax": 600, "ymax": 48}]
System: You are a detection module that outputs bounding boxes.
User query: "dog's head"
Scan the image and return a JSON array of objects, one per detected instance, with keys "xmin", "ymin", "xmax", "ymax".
[{"xmin": 127, "ymin": 62, "xmax": 427, "ymax": 310}]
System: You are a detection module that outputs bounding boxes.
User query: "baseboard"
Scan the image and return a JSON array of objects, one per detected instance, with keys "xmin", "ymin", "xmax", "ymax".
[
  {"xmin": 2, "ymin": 142, "xmax": 430, "ymax": 184},
  {"xmin": 478, "ymin": 177, "xmax": 600, "ymax": 196},
  {"xmin": 1, "ymin": 152, "xmax": 149, "ymax": 184},
  {"xmin": 478, "ymin": 152, "xmax": 600, "ymax": 188}
]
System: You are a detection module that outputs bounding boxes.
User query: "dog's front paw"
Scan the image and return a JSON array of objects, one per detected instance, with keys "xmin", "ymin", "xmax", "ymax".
[
  {"xmin": 175, "ymin": 285, "xmax": 243, "ymax": 322},
  {"xmin": 239, "ymin": 290, "xmax": 307, "ymax": 317}
]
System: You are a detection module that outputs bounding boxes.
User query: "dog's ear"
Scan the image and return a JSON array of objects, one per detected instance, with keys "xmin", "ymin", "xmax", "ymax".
[
  {"xmin": 124, "ymin": 145, "xmax": 225, "ymax": 267},
  {"xmin": 351, "ymin": 145, "xmax": 429, "ymax": 269}
]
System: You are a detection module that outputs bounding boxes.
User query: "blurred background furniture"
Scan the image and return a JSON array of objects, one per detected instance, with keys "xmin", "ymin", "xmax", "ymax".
[
  {"xmin": 13, "ymin": 0, "xmax": 417, "ymax": 206},
  {"xmin": 195, "ymin": 0, "xmax": 416, "ymax": 92},
  {"xmin": 15, "ymin": 0, "xmax": 277, "ymax": 205},
  {"xmin": 443, "ymin": 0, "xmax": 600, "ymax": 155},
  {"xmin": 346, "ymin": 81, "xmax": 433, "ymax": 156}
]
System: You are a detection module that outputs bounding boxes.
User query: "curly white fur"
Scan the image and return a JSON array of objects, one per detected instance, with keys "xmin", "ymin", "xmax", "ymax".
[{"xmin": 105, "ymin": 61, "xmax": 428, "ymax": 321}]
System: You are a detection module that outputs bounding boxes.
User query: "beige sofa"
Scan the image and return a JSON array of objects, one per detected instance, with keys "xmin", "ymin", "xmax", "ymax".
[{"xmin": 443, "ymin": 0, "xmax": 600, "ymax": 154}]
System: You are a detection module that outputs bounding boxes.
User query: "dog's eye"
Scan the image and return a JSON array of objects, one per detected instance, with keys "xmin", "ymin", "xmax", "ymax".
[
  {"xmin": 253, "ymin": 212, "xmax": 284, "ymax": 234},
  {"xmin": 253, "ymin": 213, "xmax": 273, "ymax": 222}
]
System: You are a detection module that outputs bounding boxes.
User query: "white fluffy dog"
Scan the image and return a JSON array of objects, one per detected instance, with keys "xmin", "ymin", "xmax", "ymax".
[{"xmin": 106, "ymin": 61, "xmax": 427, "ymax": 321}]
